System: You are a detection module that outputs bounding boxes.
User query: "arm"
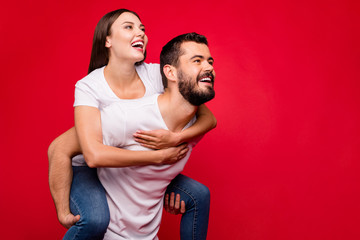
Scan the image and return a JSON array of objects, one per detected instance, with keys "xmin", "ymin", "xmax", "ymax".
[
  {"xmin": 48, "ymin": 127, "xmax": 81, "ymax": 228},
  {"xmin": 133, "ymin": 104, "xmax": 217, "ymax": 149},
  {"xmin": 74, "ymin": 106, "xmax": 188, "ymax": 168}
]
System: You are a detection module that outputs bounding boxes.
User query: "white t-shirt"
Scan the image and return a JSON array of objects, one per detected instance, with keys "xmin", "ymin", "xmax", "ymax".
[
  {"xmin": 73, "ymin": 63, "xmax": 196, "ymax": 240},
  {"xmin": 72, "ymin": 63, "xmax": 163, "ymax": 166}
]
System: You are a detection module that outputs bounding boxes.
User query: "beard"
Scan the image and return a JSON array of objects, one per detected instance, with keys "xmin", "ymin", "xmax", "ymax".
[{"xmin": 177, "ymin": 70, "xmax": 215, "ymax": 106}]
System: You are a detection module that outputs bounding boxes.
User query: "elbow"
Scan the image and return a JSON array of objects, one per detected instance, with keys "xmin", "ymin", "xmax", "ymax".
[
  {"xmin": 83, "ymin": 151, "xmax": 100, "ymax": 168},
  {"xmin": 211, "ymin": 116, "xmax": 217, "ymax": 129},
  {"xmin": 48, "ymin": 138, "xmax": 60, "ymax": 164}
]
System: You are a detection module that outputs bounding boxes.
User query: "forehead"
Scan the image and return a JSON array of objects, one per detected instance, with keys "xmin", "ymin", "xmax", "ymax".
[
  {"xmin": 180, "ymin": 42, "xmax": 211, "ymax": 59},
  {"xmin": 113, "ymin": 12, "xmax": 142, "ymax": 26}
]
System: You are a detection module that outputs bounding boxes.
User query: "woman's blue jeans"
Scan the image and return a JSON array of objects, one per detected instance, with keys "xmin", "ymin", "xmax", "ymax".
[{"xmin": 63, "ymin": 166, "xmax": 210, "ymax": 240}]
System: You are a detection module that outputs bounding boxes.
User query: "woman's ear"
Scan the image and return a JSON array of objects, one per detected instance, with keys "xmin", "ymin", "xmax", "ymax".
[
  {"xmin": 105, "ymin": 36, "xmax": 111, "ymax": 48},
  {"xmin": 163, "ymin": 65, "xmax": 177, "ymax": 83}
]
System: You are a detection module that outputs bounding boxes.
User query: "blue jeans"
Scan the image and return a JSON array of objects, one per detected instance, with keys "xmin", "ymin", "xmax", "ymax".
[
  {"xmin": 63, "ymin": 166, "xmax": 210, "ymax": 240},
  {"xmin": 63, "ymin": 166, "xmax": 110, "ymax": 240},
  {"xmin": 165, "ymin": 174, "xmax": 210, "ymax": 240}
]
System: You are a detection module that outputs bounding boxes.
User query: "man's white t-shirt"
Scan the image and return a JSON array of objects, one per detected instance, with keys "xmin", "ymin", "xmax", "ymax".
[{"xmin": 72, "ymin": 63, "xmax": 196, "ymax": 240}]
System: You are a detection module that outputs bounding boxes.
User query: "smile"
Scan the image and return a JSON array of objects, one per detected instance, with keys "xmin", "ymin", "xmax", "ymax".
[
  {"xmin": 131, "ymin": 40, "xmax": 144, "ymax": 50},
  {"xmin": 199, "ymin": 77, "xmax": 212, "ymax": 83}
]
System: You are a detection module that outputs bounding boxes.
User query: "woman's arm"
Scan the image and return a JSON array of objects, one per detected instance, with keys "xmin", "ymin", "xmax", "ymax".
[
  {"xmin": 48, "ymin": 127, "xmax": 81, "ymax": 228},
  {"xmin": 133, "ymin": 104, "xmax": 216, "ymax": 149},
  {"xmin": 75, "ymin": 106, "xmax": 189, "ymax": 168}
]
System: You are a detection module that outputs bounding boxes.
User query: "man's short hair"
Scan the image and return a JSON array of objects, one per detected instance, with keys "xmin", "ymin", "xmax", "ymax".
[{"xmin": 160, "ymin": 32, "xmax": 208, "ymax": 88}]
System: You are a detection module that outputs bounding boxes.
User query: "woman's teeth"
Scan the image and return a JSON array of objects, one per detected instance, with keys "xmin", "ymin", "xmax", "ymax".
[{"xmin": 131, "ymin": 41, "xmax": 144, "ymax": 48}]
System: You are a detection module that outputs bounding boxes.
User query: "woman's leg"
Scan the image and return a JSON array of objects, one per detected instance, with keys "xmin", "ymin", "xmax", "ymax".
[
  {"xmin": 63, "ymin": 166, "xmax": 110, "ymax": 240},
  {"xmin": 165, "ymin": 174, "xmax": 210, "ymax": 240}
]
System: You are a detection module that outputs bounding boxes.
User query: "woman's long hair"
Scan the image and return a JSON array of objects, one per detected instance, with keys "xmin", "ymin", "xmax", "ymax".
[{"xmin": 88, "ymin": 9, "xmax": 145, "ymax": 73}]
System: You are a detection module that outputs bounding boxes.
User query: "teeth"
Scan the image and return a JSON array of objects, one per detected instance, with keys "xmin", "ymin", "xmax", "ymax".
[
  {"xmin": 200, "ymin": 77, "xmax": 211, "ymax": 82},
  {"xmin": 132, "ymin": 41, "xmax": 144, "ymax": 47}
]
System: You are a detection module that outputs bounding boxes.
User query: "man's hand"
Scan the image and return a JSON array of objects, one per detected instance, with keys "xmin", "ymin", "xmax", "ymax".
[
  {"xmin": 59, "ymin": 213, "xmax": 81, "ymax": 229},
  {"xmin": 133, "ymin": 129, "xmax": 181, "ymax": 149},
  {"xmin": 164, "ymin": 192, "xmax": 186, "ymax": 215}
]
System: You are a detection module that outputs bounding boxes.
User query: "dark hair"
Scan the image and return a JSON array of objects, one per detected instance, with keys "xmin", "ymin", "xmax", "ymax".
[
  {"xmin": 160, "ymin": 32, "xmax": 208, "ymax": 88},
  {"xmin": 88, "ymin": 9, "xmax": 145, "ymax": 73}
]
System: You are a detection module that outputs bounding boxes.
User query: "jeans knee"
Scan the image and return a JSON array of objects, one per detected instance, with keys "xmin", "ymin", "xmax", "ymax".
[
  {"xmin": 195, "ymin": 183, "xmax": 210, "ymax": 205},
  {"xmin": 77, "ymin": 211, "xmax": 110, "ymax": 237}
]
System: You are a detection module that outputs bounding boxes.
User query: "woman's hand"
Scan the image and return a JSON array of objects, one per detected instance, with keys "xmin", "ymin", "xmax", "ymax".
[
  {"xmin": 158, "ymin": 143, "xmax": 189, "ymax": 165},
  {"xmin": 133, "ymin": 129, "xmax": 181, "ymax": 149}
]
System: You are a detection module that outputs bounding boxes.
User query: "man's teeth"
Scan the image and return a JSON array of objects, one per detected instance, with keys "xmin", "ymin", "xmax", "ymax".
[
  {"xmin": 132, "ymin": 42, "xmax": 144, "ymax": 48},
  {"xmin": 200, "ymin": 77, "xmax": 211, "ymax": 83}
]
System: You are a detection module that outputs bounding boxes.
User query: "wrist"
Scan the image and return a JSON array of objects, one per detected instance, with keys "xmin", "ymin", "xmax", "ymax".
[
  {"xmin": 152, "ymin": 150, "xmax": 165, "ymax": 165},
  {"xmin": 174, "ymin": 132, "xmax": 182, "ymax": 145}
]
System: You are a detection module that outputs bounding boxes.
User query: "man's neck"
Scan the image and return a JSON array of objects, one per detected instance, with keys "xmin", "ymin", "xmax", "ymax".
[{"xmin": 158, "ymin": 89, "xmax": 198, "ymax": 132}]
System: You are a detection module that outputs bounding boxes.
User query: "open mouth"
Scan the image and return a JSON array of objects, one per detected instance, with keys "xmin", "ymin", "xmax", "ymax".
[
  {"xmin": 198, "ymin": 73, "xmax": 214, "ymax": 86},
  {"xmin": 131, "ymin": 40, "xmax": 144, "ymax": 50},
  {"xmin": 199, "ymin": 77, "xmax": 212, "ymax": 83}
]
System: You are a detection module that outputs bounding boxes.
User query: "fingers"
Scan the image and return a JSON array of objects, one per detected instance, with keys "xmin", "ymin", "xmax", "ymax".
[
  {"xmin": 174, "ymin": 194, "xmax": 181, "ymax": 210},
  {"xmin": 164, "ymin": 193, "xmax": 186, "ymax": 215},
  {"xmin": 74, "ymin": 215, "xmax": 80, "ymax": 223},
  {"xmin": 180, "ymin": 200, "xmax": 186, "ymax": 214},
  {"xmin": 178, "ymin": 146, "xmax": 189, "ymax": 159},
  {"xmin": 164, "ymin": 193, "xmax": 170, "ymax": 212},
  {"xmin": 169, "ymin": 192, "xmax": 175, "ymax": 210},
  {"xmin": 134, "ymin": 134, "xmax": 157, "ymax": 143}
]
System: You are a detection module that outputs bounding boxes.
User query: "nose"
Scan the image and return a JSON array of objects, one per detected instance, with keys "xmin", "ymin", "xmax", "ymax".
[
  {"xmin": 203, "ymin": 61, "xmax": 214, "ymax": 73},
  {"xmin": 136, "ymin": 27, "xmax": 145, "ymax": 38}
]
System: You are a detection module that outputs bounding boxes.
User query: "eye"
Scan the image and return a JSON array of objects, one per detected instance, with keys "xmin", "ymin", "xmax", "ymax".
[
  {"xmin": 140, "ymin": 27, "xmax": 146, "ymax": 32},
  {"xmin": 208, "ymin": 60, "xmax": 214, "ymax": 66},
  {"xmin": 194, "ymin": 59, "xmax": 201, "ymax": 63},
  {"xmin": 125, "ymin": 25, "xmax": 133, "ymax": 30}
]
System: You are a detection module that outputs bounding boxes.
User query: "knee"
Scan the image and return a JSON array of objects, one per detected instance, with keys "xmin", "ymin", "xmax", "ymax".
[
  {"xmin": 76, "ymin": 209, "xmax": 110, "ymax": 237},
  {"xmin": 193, "ymin": 182, "xmax": 210, "ymax": 205}
]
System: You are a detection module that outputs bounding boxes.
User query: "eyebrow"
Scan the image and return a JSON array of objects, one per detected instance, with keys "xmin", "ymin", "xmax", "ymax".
[
  {"xmin": 190, "ymin": 55, "xmax": 214, "ymax": 62},
  {"xmin": 121, "ymin": 21, "xmax": 145, "ymax": 27}
]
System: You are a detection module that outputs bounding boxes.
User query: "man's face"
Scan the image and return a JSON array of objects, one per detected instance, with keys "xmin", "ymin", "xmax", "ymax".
[{"xmin": 176, "ymin": 42, "xmax": 216, "ymax": 106}]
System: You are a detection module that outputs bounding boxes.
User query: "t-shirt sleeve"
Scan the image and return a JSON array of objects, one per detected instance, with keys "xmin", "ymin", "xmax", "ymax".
[
  {"xmin": 148, "ymin": 63, "xmax": 164, "ymax": 94},
  {"xmin": 73, "ymin": 79, "xmax": 99, "ymax": 108}
]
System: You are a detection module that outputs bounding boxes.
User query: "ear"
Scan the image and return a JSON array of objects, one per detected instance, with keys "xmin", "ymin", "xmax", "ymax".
[
  {"xmin": 105, "ymin": 36, "xmax": 111, "ymax": 48},
  {"xmin": 163, "ymin": 65, "xmax": 177, "ymax": 83}
]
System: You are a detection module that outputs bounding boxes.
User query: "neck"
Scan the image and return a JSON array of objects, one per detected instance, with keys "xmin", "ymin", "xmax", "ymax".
[
  {"xmin": 158, "ymin": 89, "xmax": 198, "ymax": 132},
  {"xmin": 104, "ymin": 58, "xmax": 138, "ymax": 87}
]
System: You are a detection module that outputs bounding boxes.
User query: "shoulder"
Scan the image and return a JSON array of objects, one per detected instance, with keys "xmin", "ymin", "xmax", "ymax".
[
  {"xmin": 76, "ymin": 67, "xmax": 105, "ymax": 88},
  {"xmin": 136, "ymin": 62, "xmax": 160, "ymax": 75}
]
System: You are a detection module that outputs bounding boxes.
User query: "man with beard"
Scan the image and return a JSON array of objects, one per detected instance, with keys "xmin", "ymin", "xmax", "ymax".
[
  {"xmin": 49, "ymin": 32, "xmax": 216, "ymax": 240},
  {"xmin": 96, "ymin": 32, "xmax": 216, "ymax": 239}
]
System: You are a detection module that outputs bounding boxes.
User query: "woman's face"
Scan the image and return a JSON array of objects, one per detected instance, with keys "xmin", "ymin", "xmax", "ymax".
[{"xmin": 105, "ymin": 12, "xmax": 148, "ymax": 63}]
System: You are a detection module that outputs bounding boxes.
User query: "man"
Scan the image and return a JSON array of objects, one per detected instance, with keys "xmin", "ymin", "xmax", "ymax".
[{"xmin": 49, "ymin": 32, "xmax": 215, "ymax": 239}]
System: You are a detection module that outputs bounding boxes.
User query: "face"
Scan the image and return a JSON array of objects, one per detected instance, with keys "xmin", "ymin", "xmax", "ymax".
[
  {"xmin": 105, "ymin": 12, "xmax": 148, "ymax": 63},
  {"xmin": 176, "ymin": 42, "xmax": 215, "ymax": 106}
]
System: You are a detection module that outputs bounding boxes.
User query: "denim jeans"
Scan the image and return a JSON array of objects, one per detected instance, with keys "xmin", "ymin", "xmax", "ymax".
[
  {"xmin": 165, "ymin": 174, "xmax": 210, "ymax": 240},
  {"xmin": 63, "ymin": 166, "xmax": 210, "ymax": 240},
  {"xmin": 63, "ymin": 166, "xmax": 110, "ymax": 240}
]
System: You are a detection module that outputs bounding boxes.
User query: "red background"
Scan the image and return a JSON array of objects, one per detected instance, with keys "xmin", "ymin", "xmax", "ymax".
[{"xmin": 1, "ymin": 0, "xmax": 360, "ymax": 239}]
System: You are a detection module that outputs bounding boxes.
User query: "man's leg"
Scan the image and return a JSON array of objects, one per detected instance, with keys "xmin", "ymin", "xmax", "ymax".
[
  {"xmin": 63, "ymin": 166, "xmax": 110, "ymax": 240},
  {"xmin": 165, "ymin": 174, "xmax": 210, "ymax": 240}
]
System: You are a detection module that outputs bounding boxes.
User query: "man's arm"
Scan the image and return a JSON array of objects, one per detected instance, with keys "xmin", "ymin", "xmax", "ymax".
[{"xmin": 48, "ymin": 127, "xmax": 81, "ymax": 228}]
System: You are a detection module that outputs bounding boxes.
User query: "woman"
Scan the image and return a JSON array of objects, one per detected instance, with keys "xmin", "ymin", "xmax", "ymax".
[{"xmin": 49, "ymin": 9, "xmax": 215, "ymax": 240}]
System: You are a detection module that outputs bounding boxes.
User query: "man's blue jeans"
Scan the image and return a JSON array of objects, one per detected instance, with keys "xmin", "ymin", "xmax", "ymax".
[{"xmin": 63, "ymin": 166, "xmax": 210, "ymax": 240}]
